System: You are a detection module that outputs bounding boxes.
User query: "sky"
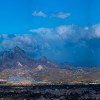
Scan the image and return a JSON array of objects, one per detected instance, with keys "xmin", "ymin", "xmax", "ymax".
[{"xmin": 0, "ymin": 0, "xmax": 100, "ymax": 66}]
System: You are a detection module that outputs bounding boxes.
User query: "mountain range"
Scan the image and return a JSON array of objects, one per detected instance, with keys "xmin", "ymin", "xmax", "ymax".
[{"xmin": 0, "ymin": 46, "xmax": 100, "ymax": 84}]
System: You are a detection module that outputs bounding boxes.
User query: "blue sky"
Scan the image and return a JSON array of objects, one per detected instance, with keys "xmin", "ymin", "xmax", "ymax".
[
  {"xmin": 0, "ymin": 0, "xmax": 100, "ymax": 66},
  {"xmin": 0, "ymin": 0, "xmax": 97, "ymax": 34}
]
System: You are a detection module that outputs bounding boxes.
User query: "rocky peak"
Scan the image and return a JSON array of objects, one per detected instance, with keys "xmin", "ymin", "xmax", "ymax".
[
  {"xmin": 39, "ymin": 56, "xmax": 47, "ymax": 63},
  {"xmin": 13, "ymin": 46, "xmax": 25, "ymax": 54}
]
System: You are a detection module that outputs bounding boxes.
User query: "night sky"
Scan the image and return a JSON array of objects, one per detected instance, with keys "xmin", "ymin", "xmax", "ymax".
[{"xmin": 0, "ymin": 0, "xmax": 100, "ymax": 66}]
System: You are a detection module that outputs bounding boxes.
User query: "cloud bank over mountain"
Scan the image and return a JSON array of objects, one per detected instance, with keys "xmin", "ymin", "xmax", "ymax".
[{"xmin": 0, "ymin": 24, "xmax": 100, "ymax": 66}]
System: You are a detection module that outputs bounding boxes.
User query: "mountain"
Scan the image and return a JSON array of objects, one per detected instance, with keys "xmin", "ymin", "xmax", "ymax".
[
  {"xmin": 0, "ymin": 46, "xmax": 100, "ymax": 84},
  {"xmin": 0, "ymin": 46, "xmax": 60, "ymax": 70},
  {"xmin": 0, "ymin": 46, "xmax": 36, "ymax": 69},
  {"xmin": 0, "ymin": 46, "xmax": 72, "ymax": 82}
]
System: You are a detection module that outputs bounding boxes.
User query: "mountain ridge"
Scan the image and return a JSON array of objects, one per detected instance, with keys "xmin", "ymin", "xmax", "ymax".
[{"xmin": 0, "ymin": 46, "xmax": 100, "ymax": 84}]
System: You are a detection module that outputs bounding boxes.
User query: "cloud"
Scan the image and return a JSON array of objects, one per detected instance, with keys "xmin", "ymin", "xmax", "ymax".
[
  {"xmin": 1, "ymin": 24, "xmax": 100, "ymax": 66},
  {"xmin": 56, "ymin": 25, "xmax": 75, "ymax": 39},
  {"xmin": 84, "ymin": 26, "xmax": 89, "ymax": 30},
  {"xmin": 32, "ymin": 11, "xmax": 47, "ymax": 17},
  {"xmin": 30, "ymin": 28, "xmax": 52, "ymax": 34},
  {"xmin": 32, "ymin": 11, "xmax": 70, "ymax": 19},
  {"xmin": 29, "ymin": 24, "xmax": 100, "ymax": 41},
  {"xmin": 92, "ymin": 24, "xmax": 100, "ymax": 38},
  {"xmin": 30, "ymin": 28, "xmax": 60, "ymax": 40},
  {"xmin": 14, "ymin": 34, "xmax": 33, "ymax": 45},
  {"xmin": 51, "ymin": 12, "xmax": 71, "ymax": 19},
  {"xmin": 30, "ymin": 25, "xmax": 88, "ymax": 41}
]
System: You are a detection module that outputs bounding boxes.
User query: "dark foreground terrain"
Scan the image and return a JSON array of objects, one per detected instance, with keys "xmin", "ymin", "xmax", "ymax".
[{"xmin": 0, "ymin": 84, "xmax": 100, "ymax": 100}]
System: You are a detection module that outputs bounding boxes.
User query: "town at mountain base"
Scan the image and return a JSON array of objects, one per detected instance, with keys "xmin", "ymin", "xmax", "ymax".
[{"xmin": 0, "ymin": 46, "xmax": 100, "ymax": 85}]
